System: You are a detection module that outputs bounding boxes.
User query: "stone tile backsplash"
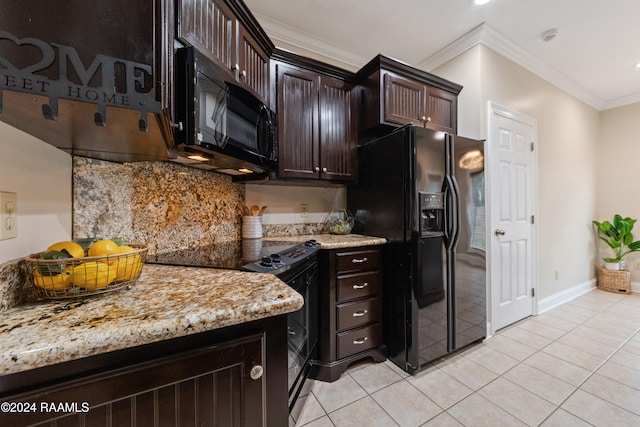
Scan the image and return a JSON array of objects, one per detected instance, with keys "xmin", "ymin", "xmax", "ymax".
[{"xmin": 72, "ymin": 157, "xmax": 245, "ymax": 254}]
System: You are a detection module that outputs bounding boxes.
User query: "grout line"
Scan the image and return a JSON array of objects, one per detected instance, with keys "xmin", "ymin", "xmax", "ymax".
[{"xmin": 537, "ymin": 297, "xmax": 640, "ymax": 426}]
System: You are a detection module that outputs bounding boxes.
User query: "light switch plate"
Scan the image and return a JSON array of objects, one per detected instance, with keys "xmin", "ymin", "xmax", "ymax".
[{"xmin": 0, "ymin": 191, "xmax": 17, "ymax": 240}]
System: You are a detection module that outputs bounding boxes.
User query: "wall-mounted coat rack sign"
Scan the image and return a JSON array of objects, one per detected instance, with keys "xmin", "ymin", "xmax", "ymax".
[{"xmin": 0, "ymin": 30, "xmax": 160, "ymax": 132}]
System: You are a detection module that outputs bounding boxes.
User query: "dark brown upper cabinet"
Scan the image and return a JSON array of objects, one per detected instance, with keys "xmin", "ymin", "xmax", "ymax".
[
  {"xmin": 384, "ymin": 73, "xmax": 458, "ymax": 132},
  {"xmin": 177, "ymin": 0, "xmax": 272, "ymax": 103},
  {"xmin": 274, "ymin": 54, "xmax": 356, "ymax": 182},
  {"xmin": 356, "ymin": 55, "xmax": 462, "ymax": 138}
]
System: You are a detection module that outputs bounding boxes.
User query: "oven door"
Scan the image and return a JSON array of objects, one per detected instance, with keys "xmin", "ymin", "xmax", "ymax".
[{"xmin": 281, "ymin": 260, "xmax": 318, "ymax": 412}]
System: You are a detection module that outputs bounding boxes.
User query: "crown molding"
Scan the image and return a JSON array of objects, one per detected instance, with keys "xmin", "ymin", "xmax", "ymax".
[
  {"xmin": 254, "ymin": 13, "xmax": 368, "ymax": 71},
  {"xmin": 417, "ymin": 23, "xmax": 606, "ymax": 110},
  {"xmin": 256, "ymin": 16, "xmax": 624, "ymax": 111},
  {"xmin": 602, "ymin": 92, "xmax": 640, "ymax": 110}
]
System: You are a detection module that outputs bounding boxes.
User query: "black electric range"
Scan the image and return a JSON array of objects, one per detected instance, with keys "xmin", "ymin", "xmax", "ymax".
[
  {"xmin": 146, "ymin": 238, "xmax": 320, "ymax": 276},
  {"xmin": 146, "ymin": 238, "xmax": 321, "ymax": 412}
]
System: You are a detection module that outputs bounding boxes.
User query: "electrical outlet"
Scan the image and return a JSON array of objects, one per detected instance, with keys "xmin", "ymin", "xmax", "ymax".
[
  {"xmin": 0, "ymin": 191, "xmax": 17, "ymax": 240},
  {"xmin": 300, "ymin": 203, "xmax": 309, "ymax": 218}
]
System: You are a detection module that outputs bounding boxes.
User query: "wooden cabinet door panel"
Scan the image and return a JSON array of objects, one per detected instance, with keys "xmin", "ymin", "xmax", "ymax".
[
  {"xmin": 277, "ymin": 64, "xmax": 320, "ymax": 179},
  {"xmin": 4, "ymin": 334, "xmax": 266, "ymax": 427},
  {"xmin": 239, "ymin": 26, "xmax": 270, "ymax": 102},
  {"xmin": 426, "ymin": 86, "xmax": 457, "ymax": 133},
  {"xmin": 384, "ymin": 73, "xmax": 425, "ymax": 125},
  {"xmin": 319, "ymin": 77, "xmax": 356, "ymax": 181},
  {"xmin": 179, "ymin": 0, "xmax": 236, "ymax": 75}
]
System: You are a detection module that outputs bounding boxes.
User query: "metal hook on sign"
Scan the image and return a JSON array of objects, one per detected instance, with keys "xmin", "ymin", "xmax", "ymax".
[
  {"xmin": 94, "ymin": 104, "xmax": 106, "ymax": 127},
  {"xmin": 138, "ymin": 110, "xmax": 148, "ymax": 132},
  {"xmin": 42, "ymin": 97, "xmax": 59, "ymax": 120}
]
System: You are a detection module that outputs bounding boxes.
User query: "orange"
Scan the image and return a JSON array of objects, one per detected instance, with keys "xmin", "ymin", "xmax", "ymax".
[
  {"xmin": 87, "ymin": 239, "xmax": 120, "ymax": 257},
  {"xmin": 46, "ymin": 241, "xmax": 85, "ymax": 259}
]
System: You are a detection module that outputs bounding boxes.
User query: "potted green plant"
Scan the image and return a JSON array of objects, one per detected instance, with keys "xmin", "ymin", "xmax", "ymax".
[{"xmin": 593, "ymin": 214, "xmax": 640, "ymax": 270}]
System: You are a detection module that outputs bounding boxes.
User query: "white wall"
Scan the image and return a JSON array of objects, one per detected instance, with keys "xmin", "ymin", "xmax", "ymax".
[
  {"xmin": 0, "ymin": 122, "xmax": 72, "ymax": 263},
  {"xmin": 245, "ymin": 183, "xmax": 346, "ymax": 225},
  {"xmin": 433, "ymin": 45, "xmax": 600, "ymax": 299},
  {"xmin": 598, "ymin": 103, "xmax": 640, "ymax": 281}
]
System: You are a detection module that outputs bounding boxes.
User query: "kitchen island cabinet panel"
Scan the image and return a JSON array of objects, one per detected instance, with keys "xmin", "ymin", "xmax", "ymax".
[{"xmin": 0, "ymin": 318, "xmax": 286, "ymax": 427}]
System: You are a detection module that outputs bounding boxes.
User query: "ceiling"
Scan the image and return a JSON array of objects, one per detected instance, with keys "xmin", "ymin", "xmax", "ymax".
[{"xmin": 244, "ymin": 0, "xmax": 640, "ymax": 111}]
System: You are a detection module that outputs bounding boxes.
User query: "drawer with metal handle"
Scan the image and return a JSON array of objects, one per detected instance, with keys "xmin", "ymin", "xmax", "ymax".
[
  {"xmin": 335, "ymin": 249, "xmax": 381, "ymax": 274},
  {"xmin": 336, "ymin": 271, "xmax": 381, "ymax": 303},
  {"xmin": 336, "ymin": 297, "xmax": 380, "ymax": 331},
  {"xmin": 336, "ymin": 323, "xmax": 381, "ymax": 359}
]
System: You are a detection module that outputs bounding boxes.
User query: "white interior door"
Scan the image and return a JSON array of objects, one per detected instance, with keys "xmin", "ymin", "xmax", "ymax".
[{"xmin": 488, "ymin": 103, "xmax": 537, "ymax": 332}]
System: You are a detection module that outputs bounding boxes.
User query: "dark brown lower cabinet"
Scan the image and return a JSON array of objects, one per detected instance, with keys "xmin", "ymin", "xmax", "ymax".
[
  {"xmin": 0, "ymin": 316, "xmax": 288, "ymax": 427},
  {"xmin": 312, "ymin": 246, "xmax": 386, "ymax": 382}
]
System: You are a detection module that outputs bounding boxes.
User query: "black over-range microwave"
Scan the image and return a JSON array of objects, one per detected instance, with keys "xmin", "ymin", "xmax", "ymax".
[{"xmin": 173, "ymin": 47, "xmax": 277, "ymax": 176}]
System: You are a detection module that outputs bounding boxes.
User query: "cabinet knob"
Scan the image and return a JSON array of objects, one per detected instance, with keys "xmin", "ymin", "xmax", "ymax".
[
  {"xmin": 352, "ymin": 310, "xmax": 368, "ymax": 317},
  {"xmin": 353, "ymin": 337, "xmax": 368, "ymax": 345},
  {"xmin": 322, "ymin": 167, "xmax": 328, "ymax": 173},
  {"xmin": 241, "ymin": 70, "xmax": 247, "ymax": 79},
  {"xmin": 232, "ymin": 64, "xmax": 239, "ymax": 71},
  {"xmin": 315, "ymin": 166, "xmax": 320, "ymax": 172},
  {"xmin": 351, "ymin": 257, "xmax": 368, "ymax": 264},
  {"xmin": 250, "ymin": 365, "xmax": 264, "ymax": 380},
  {"xmin": 352, "ymin": 282, "xmax": 369, "ymax": 290},
  {"xmin": 426, "ymin": 116, "xmax": 432, "ymax": 122}
]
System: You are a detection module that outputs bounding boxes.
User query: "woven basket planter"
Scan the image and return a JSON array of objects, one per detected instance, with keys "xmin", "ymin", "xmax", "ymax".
[{"xmin": 597, "ymin": 267, "xmax": 631, "ymax": 294}]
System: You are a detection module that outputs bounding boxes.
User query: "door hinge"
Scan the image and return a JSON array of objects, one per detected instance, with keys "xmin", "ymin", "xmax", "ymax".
[
  {"xmin": 531, "ymin": 215, "xmax": 535, "ymax": 224},
  {"xmin": 531, "ymin": 142, "xmax": 535, "ymax": 152},
  {"xmin": 532, "ymin": 288, "xmax": 535, "ymax": 297}
]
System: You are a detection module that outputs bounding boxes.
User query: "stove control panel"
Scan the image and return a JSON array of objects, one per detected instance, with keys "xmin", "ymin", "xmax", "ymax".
[{"xmin": 246, "ymin": 240, "xmax": 320, "ymax": 274}]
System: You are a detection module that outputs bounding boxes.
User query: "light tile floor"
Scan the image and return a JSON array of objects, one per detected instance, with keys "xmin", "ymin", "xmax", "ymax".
[{"xmin": 291, "ymin": 289, "xmax": 640, "ymax": 426}]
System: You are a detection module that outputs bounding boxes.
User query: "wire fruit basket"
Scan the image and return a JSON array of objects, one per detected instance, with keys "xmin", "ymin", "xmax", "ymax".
[{"xmin": 25, "ymin": 244, "xmax": 147, "ymax": 299}]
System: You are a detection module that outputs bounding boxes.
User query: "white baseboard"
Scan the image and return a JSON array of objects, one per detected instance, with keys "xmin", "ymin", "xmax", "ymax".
[{"xmin": 537, "ymin": 279, "xmax": 597, "ymax": 314}]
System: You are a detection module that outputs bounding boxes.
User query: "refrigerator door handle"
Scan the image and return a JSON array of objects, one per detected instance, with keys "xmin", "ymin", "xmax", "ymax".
[
  {"xmin": 450, "ymin": 175, "xmax": 461, "ymax": 249},
  {"xmin": 442, "ymin": 175, "xmax": 456, "ymax": 250}
]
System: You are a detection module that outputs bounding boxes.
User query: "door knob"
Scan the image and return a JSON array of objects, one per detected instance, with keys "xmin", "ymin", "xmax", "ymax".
[{"xmin": 495, "ymin": 229, "xmax": 506, "ymax": 236}]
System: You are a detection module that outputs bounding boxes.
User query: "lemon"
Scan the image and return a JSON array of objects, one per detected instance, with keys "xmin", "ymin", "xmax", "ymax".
[
  {"xmin": 71, "ymin": 261, "xmax": 116, "ymax": 289},
  {"xmin": 46, "ymin": 241, "xmax": 85, "ymax": 259},
  {"xmin": 32, "ymin": 269, "xmax": 73, "ymax": 291},
  {"xmin": 88, "ymin": 239, "xmax": 120, "ymax": 257},
  {"xmin": 114, "ymin": 251, "xmax": 143, "ymax": 281}
]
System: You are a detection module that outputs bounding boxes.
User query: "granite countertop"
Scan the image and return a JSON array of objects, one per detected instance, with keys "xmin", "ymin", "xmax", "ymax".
[
  {"xmin": 0, "ymin": 234, "xmax": 384, "ymax": 377},
  {"xmin": 0, "ymin": 265, "xmax": 303, "ymax": 377},
  {"xmin": 270, "ymin": 233, "xmax": 386, "ymax": 249}
]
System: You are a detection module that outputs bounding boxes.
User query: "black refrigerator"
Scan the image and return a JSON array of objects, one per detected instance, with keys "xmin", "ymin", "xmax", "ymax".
[{"xmin": 348, "ymin": 124, "xmax": 486, "ymax": 374}]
